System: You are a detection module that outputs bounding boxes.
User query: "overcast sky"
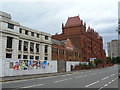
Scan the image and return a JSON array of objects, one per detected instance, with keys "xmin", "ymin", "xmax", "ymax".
[{"xmin": 1, "ymin": 0, "xmax": 119, "ymax": 56}]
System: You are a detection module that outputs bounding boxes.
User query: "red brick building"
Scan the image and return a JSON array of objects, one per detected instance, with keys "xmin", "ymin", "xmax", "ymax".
[
  {"xmin": 52, "ymin": 16, "xmax": 106, "ymax": 64},
  {"xmin": 52, "ymin": 39, "xmax": 81, "ymax": 61}
]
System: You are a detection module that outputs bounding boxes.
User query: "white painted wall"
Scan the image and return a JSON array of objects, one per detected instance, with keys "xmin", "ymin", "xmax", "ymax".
[
  {"xmin": 66, "ymin": 61, "xmax": 80, "ymax": 72},
  {"xmin": 0, "ymin": 59, "xmax": 2, "ymax": 77},
  {"xmin": 1, "ymin": 59, "xmax": 57, "ymax": 77},
  {"xmin": 66, "ymin": 61, "xmax": 88, "ymax": 72}
]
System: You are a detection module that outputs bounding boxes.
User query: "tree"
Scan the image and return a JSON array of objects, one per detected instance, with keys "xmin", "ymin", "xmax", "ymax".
[
  {"xmin": 106, "ymin": 57, "xmax": 111, "ymax": 64},
  {"xmin": 112, "ymin": 57, "xmax": 116, "ymax": 64},
  {"xmin": 94, "ymin": 58, "xmax": 103, "ymax": 66}
]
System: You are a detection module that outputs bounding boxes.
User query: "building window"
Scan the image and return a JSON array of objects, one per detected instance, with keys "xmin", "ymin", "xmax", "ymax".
[
  {"xmin": 36, "ymin": 44, "xmax": 39, "ymax": 52},
  {"xmin": 6, "ymin": 53, "xmax": 12, "ymax": 58},
  {"xmin": 25, "ymin": 30, "xmax": 28, "ymax": 35},
  {"xmin": 84, "ymin": 43, "xmax": 86, "ymax": 48},
  {"xmin": 45, "ymin": 36, "xmax": 48, "ymax": 40},
  {"xmin": 52, "ymin": 48, "xmax": 58, "ymax": 54},
  {"xmin": 30, "ymin": 42, "xmax": 34, "ymax": 52},
  {"xmin": 24, "ymin": 41, "xmax": 28, "ymax": 51},
  {"xmin": 59, "ymin": 49, "xmax": 64, "ymax": 55},
  {"xmin": 7, "ymin": 36, "xmax": 13, "ymax": 48},
  {"xmin": 45, "ymin": 45, "xmax": 48, "ymax": 53},
  {"xmin": 19, "ymin": 28, "xmax": 22, "ymax": 33},
  {"xmin": 8, "ymin": 23, "xmax": 14, "ymax": 29},
  {"xmin": 37, "ymin": 34, "xmax": 39, "ymax": 38},
  {"xmin": 31, "ymin": 32, "xmax": 34, "ymax": 36},
  {"xmin": 44, "ymin": 57, "xmax": 48, "ymax": 60},
  {"xmin": 35, "ymin": 56, "xmax": 39, "ymax": 60},
  {"xmin": 65, "ymin": 50, "xmax": 67, "ymax": 55},
  {"xmin": 23, "ymin": 55, "xmax": 28, "ymax": 59},
  {"xmin": 79, "ymin": 53, "xmax": 81, "ymax": 58},
  {"xmin": 18, "ymin": 54, "xmax": 21, "ymax": 59},
  {"xmin": 18, "ymin": 40, "xmax": 22, "ymax": 50},
  {"xmin": 30, "ymin": 55, "xmax": 34, "ymax": 59},
  {"xmin": 75, "ymin": 52, "xmax": 78, "ymax": 56}
]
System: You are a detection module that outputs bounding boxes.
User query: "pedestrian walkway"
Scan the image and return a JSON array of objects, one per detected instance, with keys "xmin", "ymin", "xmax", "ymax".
[{"xmin": 0, "ymin": 70, "xmax": 86, "ymax": 82}]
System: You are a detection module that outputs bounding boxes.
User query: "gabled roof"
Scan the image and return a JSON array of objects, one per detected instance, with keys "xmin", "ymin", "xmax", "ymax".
[
  {"xmin": 65, "ymin": 16, "xmax": 82, "ymax": 27},
  {"xmin": 51, "ymin": 39, "xmax": 66, "ymax": 45},
  {"xmin": 52, "ymin": 39, "xmax": 79, "ymax": 51}
]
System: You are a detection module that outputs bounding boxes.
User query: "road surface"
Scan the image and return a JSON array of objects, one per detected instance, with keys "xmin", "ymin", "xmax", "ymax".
[{"xmin": 1, "ymin": 65, "xmax": 119, "ymax": 90}]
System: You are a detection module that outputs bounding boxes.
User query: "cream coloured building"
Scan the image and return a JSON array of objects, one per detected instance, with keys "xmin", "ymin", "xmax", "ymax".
[
  {"xmin": 107, "ymin": 40, "xmax": 119, "ymax": 58},
  {"xmin": 0, "ymin": 11, "xmax": 52, "ymax": 60}
]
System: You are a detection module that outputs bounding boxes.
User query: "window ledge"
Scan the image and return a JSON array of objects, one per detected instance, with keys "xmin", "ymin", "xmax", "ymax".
[
  {"xmin": 36, "ymin": 52, "xmax": 40, "ymax": 54},
  {"xmin": 6, "ymin": 48, "xmax": 13, "ymax": 52},
  {"xmin": 24, "ymin": 51, "xmax": 28, "ymax": 53},
  {"xmin": 45, "ymin": 53, "xmax": 48, "ymax": 55},
  {"xmin": 30, "ymin": 52, "xmax": 34, "ymax": 54}
]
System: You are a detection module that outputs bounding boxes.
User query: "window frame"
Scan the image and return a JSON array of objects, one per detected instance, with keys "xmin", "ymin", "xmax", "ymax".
[
  {"xmin": 45, "ymin": 45, "xmax": 48, "ymax": 53},
  {"xmin": 37, "ymin": 33, "xmax": 39, "ymax": 38},
  {"xmin": 7, "ymin": 36, "xmax": 13, "ymax": 49},
  {"xmin": 31, "ymin": 32, "xmax": 34, "ymax": 36},
  {"xmin": 36, "ymin": 44, "xmax": 39, "ymax": 53},
  {"xmin": 44, "ymin": 57, "xmax": 48, "ymax": 60},
  {"xmin": 8, "ymin": 23, "xmax": 14, "ymax": 29},
  {"xmin": 18, "ymin": 40, "xmax": 22, "ymax": 50},
  {"xmin": 45, "ymin": 36, "xmax": 48, "ymax": 40},
  {"xmin": 30, "ymin": 42, "xmax": 34, "ymax": 52},
  {"xmin": 25, "ymin": 30, "xmax": 28, "ymax": 35},
  {"xmin": 19, "ymin": 28, "xmax": 22, "ymax": 33},
  {"xmin": 24, "ymin": 41, "xmax": 28, "ymax": 51},
  {"xmin": 23, "ymin": 55, "xmax": 28, "ymax": 59},
  {"xmin": 6, "ymin": 53, "xmax": 12, "ymax": 58}
]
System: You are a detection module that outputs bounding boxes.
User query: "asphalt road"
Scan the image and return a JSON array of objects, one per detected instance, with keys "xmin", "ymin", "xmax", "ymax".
[{"xmin": 1, "ymin": 65, "xmax": 119, "ymax": 90}]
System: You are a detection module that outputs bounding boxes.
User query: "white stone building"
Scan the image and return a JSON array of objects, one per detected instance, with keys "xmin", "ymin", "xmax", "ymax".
[
  {"xmin": 107, "ymin": 40, "xmax": 119, "ymax": 58},
  {"xmin": 0, "ymin": 11, "xmax": 52, "ymax": 60}
]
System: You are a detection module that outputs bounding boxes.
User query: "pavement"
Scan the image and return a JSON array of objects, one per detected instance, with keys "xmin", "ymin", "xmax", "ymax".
[
  {"xmin": 1, "ymin": 70, "xmax": 87, "ymax": 82},
  {"xmin": 1, "ymin": 65, "xmax": 120, "ymax": 90}
]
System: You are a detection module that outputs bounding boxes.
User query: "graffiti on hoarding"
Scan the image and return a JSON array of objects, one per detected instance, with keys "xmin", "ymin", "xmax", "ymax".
[{"xmin": 13, "ymin": 60, "xmax": 49, "ymax": 70}]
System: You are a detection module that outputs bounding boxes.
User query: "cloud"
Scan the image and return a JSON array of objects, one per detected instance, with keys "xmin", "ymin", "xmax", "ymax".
[{"xmin": 1, "ymin": 0, "xmax": 119, "ymax": 55}]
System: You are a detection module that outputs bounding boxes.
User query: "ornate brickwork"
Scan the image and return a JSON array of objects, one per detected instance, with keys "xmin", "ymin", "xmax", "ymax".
[{"xmin": 52, "ymin": 16, "xmax": 106, "ymax": 64}]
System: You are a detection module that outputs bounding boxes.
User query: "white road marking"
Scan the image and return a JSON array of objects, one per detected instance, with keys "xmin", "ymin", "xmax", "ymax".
[
  {"xmin": 2, "ymin": 73, "xmax": 74, "ymax": 84},
  {"xmin": 37, "ymin": 76, "xmax": 57, "ymax": 80},
  {"xmin": 22, "ymin": 84, "xmax": 43, "ymax": 88},
  {"xmin": 3, "ymin": 75, "xmax": 58, "ymax": 84},
  {"xmin": 61, "ymin": 74, "xmax": 72, "ymax": 76},
  {"xmin": 111, "ymin": 74, "xmax": 115, "ymax": 76},
  {"xmin": 102, "ymin": 76, "xmax": 109, "ymax": 80},
  {"xmin": 76, "ymin": 77, "xmax": 79, "ymax": 78},
  {"xmin": 54, "ymin": 79, "xmax": 68, "ymax": 83},
  {"xmin": 85, "ymin": 81, "xmax": 99, "ymax": 87},
  {"xmin": 104, "ymin": 84, "xmax": 108, "ymax": 87},
  {"xmin": 99, "ymin": 77, "xmax": 118, "ymax": 90},
  {"xmin": 112, "ymin": 79, "xmax": 114, "ymax": 82},
  {"xmin": 98, "ymin": 87, "xmax": 104, "ymax": 90},
  {"xmin": 61, "ymin": 75, "xmax": 67, "ymax": 76},
  {"xmin": 76, "ymin": 76, "xmax": 83, "ymax": 78},
  {"xmin": 36, "ymin": 84, "xmax": 44, "ymax": 86}
]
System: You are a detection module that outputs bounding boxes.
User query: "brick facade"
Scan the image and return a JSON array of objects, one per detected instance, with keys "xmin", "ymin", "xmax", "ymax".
[
  {"xmin": 52, "ymin": 39, "xmax": 81, "ymax": 61},
  {"xmin": 52, "ymin": 16, "xmax": 106, "ymax": 64}
]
